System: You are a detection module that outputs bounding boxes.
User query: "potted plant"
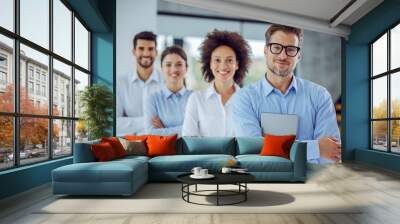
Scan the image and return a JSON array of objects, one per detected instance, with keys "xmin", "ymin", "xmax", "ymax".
[{"xmin": 79, "ymin": 84, "xmax": 113, "ymax": 140}]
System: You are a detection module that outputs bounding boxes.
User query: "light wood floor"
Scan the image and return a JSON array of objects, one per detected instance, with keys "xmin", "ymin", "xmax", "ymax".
[{"xmin": 1, "ymin": 161, "xmax": 400, "ymax": 224}]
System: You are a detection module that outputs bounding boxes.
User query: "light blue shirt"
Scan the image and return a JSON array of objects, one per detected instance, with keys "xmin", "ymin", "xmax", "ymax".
[
  {"xmin": 117, "ymin": 69, "xmax": 164, "ymax": 135},
  {"xmin": 144, "ymin": 86, "xmax": 192, "ymax": 136},
  {"xmin": 231, "ymin": 76, "xmax": 340, "ymax": 164}
]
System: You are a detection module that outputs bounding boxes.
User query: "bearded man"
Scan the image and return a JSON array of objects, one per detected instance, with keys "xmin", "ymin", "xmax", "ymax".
[
  {"xmin": 232, "ymin": 24, "xmax": 341, "ymax": 164},
  {"xmin": 117, "ymin": 31, "xmax": 163, "ymax": 135}
]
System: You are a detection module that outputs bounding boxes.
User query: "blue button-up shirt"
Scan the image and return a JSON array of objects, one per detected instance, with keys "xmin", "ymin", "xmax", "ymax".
[
  {"xmin": 144, "ymin": 86, "xmax": 192, "ymax": 136},
  {"xmin": 231, "ymin": 76, "xmax": 340, "ymax": 164}
]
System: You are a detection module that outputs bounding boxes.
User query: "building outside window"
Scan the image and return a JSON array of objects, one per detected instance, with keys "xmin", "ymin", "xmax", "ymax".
[
  {"xmin": 41, "ymin": 73, "xmax": 46, "ymax": 83},
  {"xmin": 35, "ymin": 83, "xmax": 40, "ymax": 95},
  {"xmin": 0, "ymin": 71, "xmax": 6, "ymax": 84},
  {"xmin": 28, "ymin": 81, "xmax": 34, "ymax": 94},
  {"xmin": 0, "ymin": 54, "xmax": 7, "ymax": 67},
  {"xmin": 28, "ymin": 66, "xmax": 34, "ymax": 79},
  {"xmin": 35, "ymin": 70, "xmax": 40, "ymax": 81},
  {"xmin": 0, "ymin": 54, "xmax": 7, "ymax": 89},
  {"xmin": 41, "ymin": 85, "xmax": 46, "ymax": 97}
]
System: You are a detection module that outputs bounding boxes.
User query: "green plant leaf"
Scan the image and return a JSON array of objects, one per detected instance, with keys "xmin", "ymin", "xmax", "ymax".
[{"xmin": 79, "ymin": 84, "xmax": 113, "ymax": 140}]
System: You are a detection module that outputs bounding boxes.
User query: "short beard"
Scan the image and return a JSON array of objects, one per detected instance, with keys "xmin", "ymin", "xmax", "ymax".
[
  {"xmin": 137, "ymin": 57, "xmax": 154, "ymax": 69},
  {"xmin": 267, "ymin": 63, "xmax": 291, "ymax": 77}
]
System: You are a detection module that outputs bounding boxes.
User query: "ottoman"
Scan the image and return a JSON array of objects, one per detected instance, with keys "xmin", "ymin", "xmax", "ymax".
[{"xmin": 52, "ymin": 157, "xmax": 148, "ymax": 196}]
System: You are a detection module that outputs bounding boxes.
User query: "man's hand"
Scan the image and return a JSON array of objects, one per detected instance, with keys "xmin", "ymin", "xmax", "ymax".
[
  {"xmin": 319, "ymin": 136, "xmax": 341, "ymax": 163},
  {"xmin": 152, "ymin": 116, "xmax": 165, "ymax": 129}
]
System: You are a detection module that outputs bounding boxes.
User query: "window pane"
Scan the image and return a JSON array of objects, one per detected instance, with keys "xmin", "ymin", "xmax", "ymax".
[
  {"xmin": 53, "ymin": 119, "xmax": 72, "ymax": 158},
  {"xmin": 53, "ymin": 0, "xmax": 72, "ymax": 60},
  {"xmin": 53, "ymin": 59, "xmax": 72, "ymax": 117},
  {"xmin": 372, "ymin": 76, "xmax": 387, "ymax": 119},
  {"xmin": 74, "ymin": 69, "xmax": 89, "ymax": 118},
  {"xmin": 372, "ymin": 33, "xmax": 387, "ymax": 76},
  {"xmin": 20, "ymin": 0, "xmax": 49, "ymax": 49},
  {"xmin": 391, "ymin": 24, "xmax": 400, "ymax": 70},
  {"xmin": 0, "ymin": 116, "xmax": 13, "ymax": 170},
  {"xmin": 244, "ymin": 40, "xmax": 266, "ymax": 85},
  {"xmin": 75, "ymin": 120, "xmax": 88, "ymax": 143},
  {"xmin": 20, "ymin": 117, "xmax": 49, "ymax": 165},
  {"xmin": 0, "ymin": 34, "xmax": 14, "ymax": 112},
  {"xmin": 391, "ymin": 120, "xmax": 400, "ymax": 153},
  {"xmin": 74, "ymin": 18, "xmax": 89, "ymax": 70},
  {"xmin": 20, "ymin": 44, "xmax": 49, "ymax": 115},
  {"xmin": 391, "ymin": 72, "xmax": 400, "ymax": 118},
  {"xmin": 372, "ymin": 121, "xmax": 388, "ymax": 151},
  {"xmin": 182, "ymin": 37, "xmax": 207, "ymax": 90},
  {"xmin": 0, "ymin": 0, "xmax": 14, "ymax": 31}
]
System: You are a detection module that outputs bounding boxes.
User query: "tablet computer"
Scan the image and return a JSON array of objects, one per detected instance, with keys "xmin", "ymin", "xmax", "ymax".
[{"xmin": 261, "ymin": 113, "xmax": 298, "ymax": 135}]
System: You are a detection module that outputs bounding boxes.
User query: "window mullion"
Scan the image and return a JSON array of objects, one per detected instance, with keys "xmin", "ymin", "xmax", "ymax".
[
  {"xmin": 370, "ymin": 45, "xmax": 373, "ymax": 149},
  {"xmin": 71, "ymin": 11, "xmax": 76, "ymax": 155},
  {"xmin": 13, "ymin": 0, "xmax": 21, "ymax": 167},
  {"xmin": 49, "ymin": 0, "xmax": 54, "ymax": 160},
  {"xmin": 388, "ymin": 29, "xmax": 391, "ymax": 152}
]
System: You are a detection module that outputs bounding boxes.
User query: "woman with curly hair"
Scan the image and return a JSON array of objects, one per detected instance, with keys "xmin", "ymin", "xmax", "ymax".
[{"xmin": 182, "ymin": 30, "xmax": 251, "ymax": 137}]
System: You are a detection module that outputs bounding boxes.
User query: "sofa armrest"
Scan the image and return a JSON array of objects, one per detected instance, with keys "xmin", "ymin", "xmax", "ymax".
[
  {"xmin": 289, "ymin": 141, "xmax": 307, "ymax": 181},
  {"xmin": 73, "ymin": 140, "xmax": 100, "ymax": 163}
]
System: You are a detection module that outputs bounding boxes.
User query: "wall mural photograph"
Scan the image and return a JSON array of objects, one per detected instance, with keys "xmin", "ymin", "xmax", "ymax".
[{"xmin": 116, "ymin": 2, "xmax": 342, "ymax": 164}]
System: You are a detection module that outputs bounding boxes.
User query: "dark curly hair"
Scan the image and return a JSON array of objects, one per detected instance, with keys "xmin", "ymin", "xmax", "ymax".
[{"xmin": 199, "ymin": 30, "xmax": 251, "ymax": 84}]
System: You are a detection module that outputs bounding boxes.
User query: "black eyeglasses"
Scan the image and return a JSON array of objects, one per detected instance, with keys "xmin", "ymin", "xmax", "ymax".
[{"xmin": 267, "ymin": 43, "xmax": 300, "ymax": 57}]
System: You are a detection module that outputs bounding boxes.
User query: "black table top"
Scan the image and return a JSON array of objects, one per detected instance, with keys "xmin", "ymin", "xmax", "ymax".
[{"xmin": 177, "ymin": 172, "xmax": 255, "ymax": 185}]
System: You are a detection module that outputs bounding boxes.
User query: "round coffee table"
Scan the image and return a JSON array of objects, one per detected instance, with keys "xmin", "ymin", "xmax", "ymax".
[{"xmin": 177, "ymin": 172, "xmax": 255, "ymax": 206}]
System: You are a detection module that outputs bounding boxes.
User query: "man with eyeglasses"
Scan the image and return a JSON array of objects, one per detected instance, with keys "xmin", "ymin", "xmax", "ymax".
[{"xmin": 232, "ymin": 24, "xmax": 341, "ymax": 164}]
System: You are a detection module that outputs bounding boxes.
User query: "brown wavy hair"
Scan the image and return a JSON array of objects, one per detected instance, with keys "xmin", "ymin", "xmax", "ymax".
[
  {"xmin": 199, "ymin": 30, "xmax": 251, "ymax": 84},
  {"xmin": 160, "ymin": 45, "xmax": 188, "ymax": 67},
  {"xmin": 265, "ymin": 24, "xmax": 304, "ymax": 46}
]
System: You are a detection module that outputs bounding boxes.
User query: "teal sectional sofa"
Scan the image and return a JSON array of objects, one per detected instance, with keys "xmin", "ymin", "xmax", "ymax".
[{"xmin": 52, "ymin": 137, "xmax": 307, "ymax": 196}]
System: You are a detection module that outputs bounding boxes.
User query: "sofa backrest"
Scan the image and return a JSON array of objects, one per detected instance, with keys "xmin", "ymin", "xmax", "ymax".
[
  {"xmin": 178, "ymin": 137, "xmax": 236, "ymax": 155},
  {"xmin": 73, "ymin": 139, "xmax": 100, "ymax": 163},
  {"xmin": 235, "ymin": 137, "xmax": 264, "ymax": 155},
  {"xmin": 74, "ymin": 137, "xmax": 257, "ymax": 162}
]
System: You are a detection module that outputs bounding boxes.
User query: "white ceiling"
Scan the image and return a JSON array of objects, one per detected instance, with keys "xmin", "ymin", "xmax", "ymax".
[
  {"xmin": 163, "ymin": 0, "xmax": 384, "ymax": 38},
  {"xmin": 226, "ymin": 0, "xmax": 352, "ymax": 22}
]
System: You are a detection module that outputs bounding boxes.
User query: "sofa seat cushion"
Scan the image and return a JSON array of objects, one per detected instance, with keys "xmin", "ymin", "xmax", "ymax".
[
  {"xmin": 236, "ymin": 155, "xmax": 293, "ymax": 172},
  {"xmin": 53, "ymin": 159, "xmax": 147, "ymax": 183},
  {"xmin": 116, "ymin": 155, "xmax": 150, "ymax": 163},
  {"xmin": 149, "ymin": 154, "xmax": 235, "ymax": 172}
]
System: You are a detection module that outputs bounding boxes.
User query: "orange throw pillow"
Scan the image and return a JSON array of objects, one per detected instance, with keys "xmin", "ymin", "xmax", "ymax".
[
  {"xmin": 146, "ymin": 135, "xmax": 177, "ymax": 157},
  {"xmin": 124, "ymin": 135, "xmax": 152, "ymax": 141},
  {"xmin": 101, "ymin": 137, "xmax": 127, "ymax": 158},
  {"xmin": 91, "ymin": 142, "xmax": 117, "ymax": 161},
  {"xmin": 260, "ymin": 134, "xmax": 296, "ymax": 159}
]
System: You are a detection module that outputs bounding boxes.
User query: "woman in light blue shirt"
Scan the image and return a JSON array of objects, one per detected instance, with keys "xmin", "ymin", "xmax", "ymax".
[{"xmin": 144, "ymin": 45, "xmax": 192, "ymax": 136}]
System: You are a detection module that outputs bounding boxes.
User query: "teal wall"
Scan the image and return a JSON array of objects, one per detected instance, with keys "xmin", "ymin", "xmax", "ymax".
[
  {"xmin": 345, "ymin": 0, "xmax": 400, "ymax": 170},
  {"xmin": 0, "ymin": 0, "xmax": 115, "ymax": 200},
  {"xmin": 91, "ymin": 0, "xmax": 115, "ymax": 135},
  {"xmin": 0, "ymin": 158, "xmax": 72, "ymax": 199}
]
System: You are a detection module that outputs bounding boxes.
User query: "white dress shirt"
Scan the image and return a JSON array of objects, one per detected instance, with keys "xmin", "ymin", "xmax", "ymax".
[
  {"xmin": 117, "ymin": 69, "xmax": 164, "ymax": 135},
  {"xmin": 182, "ymin": 82, "xmax": 240, "ymax": 137}
]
